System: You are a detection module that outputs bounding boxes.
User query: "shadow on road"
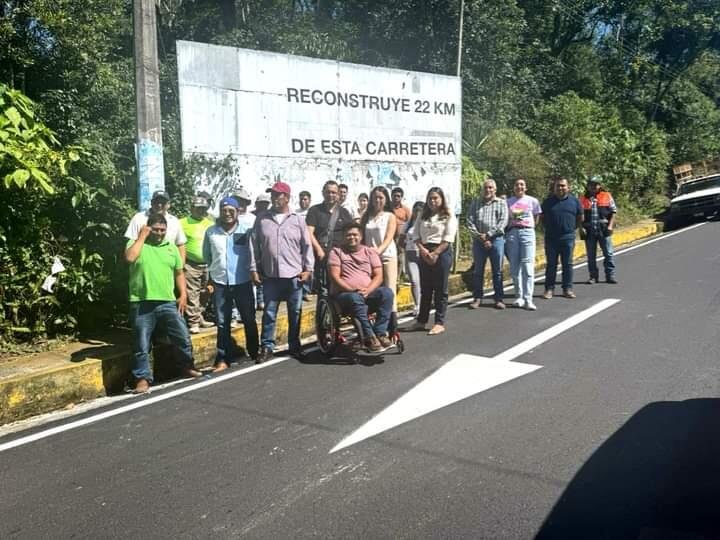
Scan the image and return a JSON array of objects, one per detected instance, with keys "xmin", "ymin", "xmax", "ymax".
[
  {"xmin": 536, "ymin": 398, "xmax": 720, "ymax": 540},
  {"xmin": 297, "ymin": 346, "xmax": 386, "ymax": 367}
]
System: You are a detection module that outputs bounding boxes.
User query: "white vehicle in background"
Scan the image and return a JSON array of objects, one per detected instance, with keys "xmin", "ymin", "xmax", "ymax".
[{"xmin": 666, "ymin": 173, "xmax": 720, "ymax": 230}]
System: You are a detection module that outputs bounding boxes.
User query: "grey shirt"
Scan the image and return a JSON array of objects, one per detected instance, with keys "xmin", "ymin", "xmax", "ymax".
[
  {"xmin": 249, "ymin": 211, "xmax": 314, "ymax": 278},
  {"xmin": 466, "ymin": 197, "xmax": 509, "ymax": 239}
]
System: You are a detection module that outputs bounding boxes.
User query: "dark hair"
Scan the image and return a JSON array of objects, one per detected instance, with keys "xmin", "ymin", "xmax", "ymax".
[
  {"xmin": 338, "ymin": 183, "xmax": 349, "ymax": 191},
  {"xmin": 407, "ymin": 201, "xmax": 425, "ymax": 229},
  {"xmin": 147, "ymin": 213, "xmax": 167, "ymax": 227},
  {"xmin": 421, "ymin": 187, "xmax": 450, "ymax": 220},
  {"xmin": 360, "ymin": 186, "xmax": 392, "ymax": 230},
  {"xmin": 358, "ymin": 192, "xmax": 368, "ymax": 201},
  {"xmin": 391, "ymin": 187, "xmax": 404, "ymax": 197},
  {"xmin": 342, "ymin": 221, "xmax": 362, "ymax": 234},
  {"xmin": 299, "ymin": 190, "xmax": 311, "ymax": 198},
  {"xmin": 322, "ymin": 180, "xmax": 339, "ymax": 191}
]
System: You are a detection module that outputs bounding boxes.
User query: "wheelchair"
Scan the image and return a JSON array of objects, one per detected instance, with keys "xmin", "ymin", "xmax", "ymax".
[{"xmin": 314, "ymin": 291, "xmax": 404, "ymax": 358}]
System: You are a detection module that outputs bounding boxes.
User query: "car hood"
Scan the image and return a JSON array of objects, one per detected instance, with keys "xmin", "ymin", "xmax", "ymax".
[{"xmin": 671, "ymin": 186, "xmax": 720, "ymax": 204}]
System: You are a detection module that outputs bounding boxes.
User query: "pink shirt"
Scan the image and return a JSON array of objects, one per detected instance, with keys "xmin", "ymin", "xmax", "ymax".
[
  {"xmin": 328, "ymin": 245, "xmax": 382, "ymax": 294},
  {"xmin": 506, "ymin": 195, "xmax": 541, "ymax": 228}
]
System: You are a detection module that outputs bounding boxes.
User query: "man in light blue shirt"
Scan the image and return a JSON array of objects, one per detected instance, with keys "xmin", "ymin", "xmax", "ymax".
[{"xmin": 203, "ymin": 196, "xmax": 258, "ymax": 369}]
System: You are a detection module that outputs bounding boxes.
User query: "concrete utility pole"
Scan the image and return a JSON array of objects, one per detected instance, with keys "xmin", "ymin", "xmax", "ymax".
[
  {"xmin": 454, "ymin": 0, "xmax": 465, "ymax": 272},
  {"xmin": 133, "ymin": 0, "xmax": 165, "ymax": 211},
  {"xmin": 456, "ymin": 0, "xmax": 465, "ymax": 77}
]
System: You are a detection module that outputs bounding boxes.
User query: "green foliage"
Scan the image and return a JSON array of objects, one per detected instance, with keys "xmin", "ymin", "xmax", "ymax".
[
  {"xmin": 0, "ymin": 86, "xmax": 132, "ymax": 344},
  {"xmin": 461, "ymin": 155, "xmax": 489, "ymax": 210},
  {"xmin": 472, "ymin": 127, "xmax": 550, "ymax": 197},
  {"xmin": 531, "ymin": 92, "xmax": 610, "ymax": 181},
  {"xmin": 0, "ymin": 84, "xmax": 80, "ymax": 193}
]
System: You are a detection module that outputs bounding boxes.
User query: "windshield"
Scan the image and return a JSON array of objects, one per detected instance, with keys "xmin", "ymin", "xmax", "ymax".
[{"xmin": 678, "ymin": 175, "xmax": 720, "ymax": 195}]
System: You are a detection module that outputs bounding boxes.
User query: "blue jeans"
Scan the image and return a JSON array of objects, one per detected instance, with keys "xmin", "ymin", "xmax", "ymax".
[
  {"xmin": 506, "ymin": 227, "xmax": 536, "ymax": 304},
  {"xmin": 261, "ymin": 277, "xmax": 304, "ymax": 353},
  {"xmin": 334, "ymin": 287, "xmax": 394, "ymax": 338},
  {"xmin": 544, "ymin": 235, "xmax": 575, "ymax": 291},
  {"xmin": 254, "ymin": 283, "xmax": 264, "ymax": 308},
  {"xmin": 585, "ymin": 233, "xmax": 615, "ymax": 279},
  {"xmin": 130, "ymin": 301, "xmax": 194, "ymax": 383},
  {"xmin": 472, "ymin": 237, "xmax": 505, "ymax": 301},
  {"xmin": 214, "ymin": 282, "xmax": 259, "ymax": 362},
  {"xmin": 302, "ymin": 275, "xmax": 312, "ymax": 297},
  {"xmin": 418, "ymin": 247, "xmax": 453, "ymax": 325}
]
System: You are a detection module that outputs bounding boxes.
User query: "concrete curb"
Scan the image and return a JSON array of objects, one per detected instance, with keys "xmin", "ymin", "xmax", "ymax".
[{"xmin": 0, "ymin": 221, "xmax": 662, "ymax": 425}]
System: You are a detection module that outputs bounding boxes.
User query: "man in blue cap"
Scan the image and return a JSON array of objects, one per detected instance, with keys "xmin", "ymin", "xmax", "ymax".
[{"xmin": 203, "ymin": 194, "xmax": 258, "ymax": 369}]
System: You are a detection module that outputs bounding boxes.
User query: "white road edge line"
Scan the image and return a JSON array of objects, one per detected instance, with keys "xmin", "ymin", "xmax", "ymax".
[
  {"xmin": 0, "ymin": 222, "xmax": 705, "ymax": 451},
  {"xmin": 0, "ymin": 357, "xmax": 290, "ymax": 453},
  {"xmin": 493, "ymin": 298, "xmax": 620, "ymax": 362}
]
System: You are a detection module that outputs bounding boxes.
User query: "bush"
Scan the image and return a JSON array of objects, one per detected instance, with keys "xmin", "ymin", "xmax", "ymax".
[{"xmin": 0, "ymin": 85, "xmax": 132, "ymax": 346}]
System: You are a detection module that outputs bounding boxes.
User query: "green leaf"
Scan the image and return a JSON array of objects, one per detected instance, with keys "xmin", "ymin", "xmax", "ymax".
[
  {"xmin": 30, "ymin": 168, "xmax": 54, "ymax": 193},
  {"xmin": 9, "ymin": 168, "xmax": 31, "ymax": 188},
  {"xmin": 4, "ymin": 106, "xmax": 21, "ymax": 127}
]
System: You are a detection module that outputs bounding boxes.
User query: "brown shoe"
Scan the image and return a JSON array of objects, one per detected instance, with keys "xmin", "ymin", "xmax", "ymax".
[
  {"xmin": 364, "ymin": 336, "xmax": 383, "ymax": 352},
  {"xmin": 213, "ymin": 361, "xmax": 230, "ymax": 373},
  {"xmin": 542, "ymin": 290, "xmax": 553, "ymax": 299},
  {"xmin": 469, "ymin": 299, "xmax": 482, "ymax": 309},
  {"xmin": 378, "ymin": 335, "xmax": 393, "ymax": 349},
  {"xmin": 494, "ymin": 301, "xmax": 506, "ymax": 310},
  {"xmin": 563, "ymin": 289, "xmax": 576, "ymax": 299},
  {"xmin": 428, "ymin": 324, "xmax": 446, "ymax": 336},
  {"xmin": 133, "ymin": 378, "xmax": 150, "ymax": 394}
]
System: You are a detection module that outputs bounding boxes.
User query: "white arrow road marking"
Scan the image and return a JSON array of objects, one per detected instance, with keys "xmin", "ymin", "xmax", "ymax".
[{"xmin": 330, "ymin": 298, "xmax": 621, "ymax": 453}]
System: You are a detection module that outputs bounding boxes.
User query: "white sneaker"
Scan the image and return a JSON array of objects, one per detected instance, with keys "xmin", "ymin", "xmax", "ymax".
[
  {"xmin": 512, "ymin": 298, "xmax": 525, "ymax": 308},
  {"xmin": 189, "ymin": 325, "xmax": 201, "ymax": 334},
  {"xmin": 525, "ymin": 302, "xmax": 537, "ymax": 311},
  {"xmin": 200, "ymin": 320, "xmax": 215, "ymax": 328}
]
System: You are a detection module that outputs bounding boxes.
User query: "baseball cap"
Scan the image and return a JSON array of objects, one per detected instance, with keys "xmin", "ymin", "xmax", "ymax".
[
  {"xmin": 255, "ymin": 193, "xmax": 271, "ymax": 203},
  {"xmin": 191, "ymin": 195, "xmax": 209, "ymax": 207},
  {"xmin": 233, "ymin": 187, "xmax": 252, "ymax": 203},
  {"xmin": 151, "ymin": 190, "xmax": 170, "ymax": 202},
  {"xmin": 266, "ymin": 181, "xmax": 291, "ymax": 195},
  {"xmin": 219, "ymin": 196, "xmax": 240, "ymax": 209}
]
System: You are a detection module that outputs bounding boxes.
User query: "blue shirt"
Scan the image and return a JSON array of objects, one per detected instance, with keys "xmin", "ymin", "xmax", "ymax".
[
  {"xmin": 203, "ymin": 214, "xmax": 255, "ymax": 285},
  {"xmin": 541, "ymin": 195, "xmax": 582, "ymax": 239}
]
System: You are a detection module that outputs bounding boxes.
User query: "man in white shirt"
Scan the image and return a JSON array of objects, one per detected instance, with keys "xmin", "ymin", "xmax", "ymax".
[
  {"xmin": 124, "ymin": 190, "xmax": 187, "ymax": 262},
  {"xmin": 296, "ymin": 190, "xmax": 311, "ymax": 219},
  {"xmin": 339, "ymin": 183, "xmax": 354, "ymax": 214}
]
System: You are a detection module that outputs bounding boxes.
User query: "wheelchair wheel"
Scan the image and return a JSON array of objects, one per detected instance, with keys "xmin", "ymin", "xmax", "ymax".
[{"xmin": 315, "ymin": 296, "xmax": 339, "ymax": 355}]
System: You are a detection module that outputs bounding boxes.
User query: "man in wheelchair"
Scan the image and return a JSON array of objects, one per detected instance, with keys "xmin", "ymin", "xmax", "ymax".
[{"xmin": 327, "ymin": 222, "xmax": 395, "ymax": 353}]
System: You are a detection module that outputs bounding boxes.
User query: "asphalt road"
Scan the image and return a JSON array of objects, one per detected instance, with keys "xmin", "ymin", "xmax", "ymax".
[{"xmin": 2, "ymin": 222, "xmax": 720, "ymax": 539}]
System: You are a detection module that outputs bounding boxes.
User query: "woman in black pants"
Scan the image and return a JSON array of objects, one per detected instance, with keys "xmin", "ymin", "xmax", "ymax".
[{"xmin": 408, "ymin": 187, "xmax": 457, "ymax": 336}]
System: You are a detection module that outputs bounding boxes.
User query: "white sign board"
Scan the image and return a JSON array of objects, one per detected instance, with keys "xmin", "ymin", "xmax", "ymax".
[{"xmin": 177, "ymin": 40, "xmax": 462, "ymax": 213}]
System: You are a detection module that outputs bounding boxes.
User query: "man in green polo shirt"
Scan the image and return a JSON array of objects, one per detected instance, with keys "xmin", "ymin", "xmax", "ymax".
[
  {"xmin": 125, "ymin": 213, "xmax": 202, "ymax": 393},
  {"xmin": 179, "ymin": 195, "xmax": 216, "ymax": 334}
]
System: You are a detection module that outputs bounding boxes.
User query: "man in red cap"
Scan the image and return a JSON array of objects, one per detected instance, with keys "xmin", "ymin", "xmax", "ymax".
[{"xmin": 250, "ymin": 182, "xmax": 314, "ymax": 362}]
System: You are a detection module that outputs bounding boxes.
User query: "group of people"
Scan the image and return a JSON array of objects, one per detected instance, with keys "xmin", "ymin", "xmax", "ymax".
[
  {"xmin": 465, "ymin": 175, "xmax": 618, "ymax": 315},
  {"xmin": 122, "ymin": 175, "xmax": 617, "ymax": 392}
]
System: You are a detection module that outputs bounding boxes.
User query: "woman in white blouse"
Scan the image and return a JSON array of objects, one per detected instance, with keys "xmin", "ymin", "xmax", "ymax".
[
  {"xmin": 361, "ymin": 186, "xmax": 398, "ymax": 310},
  {"xmin": 409, "ymin": 187, "xmax": 457, "ymax": 335}
]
